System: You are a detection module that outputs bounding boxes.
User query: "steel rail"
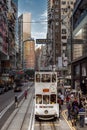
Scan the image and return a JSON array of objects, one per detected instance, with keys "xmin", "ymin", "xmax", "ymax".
[{"xmin": 35, "ymin": 120, "xmax": 59, "ymax": 130}]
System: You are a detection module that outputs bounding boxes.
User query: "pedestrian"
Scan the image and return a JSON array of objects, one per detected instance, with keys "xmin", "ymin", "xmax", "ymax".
[
  {"xmin": 66, "ymin": 95, "xmax": 70, "ymax": 107},
  {"xmin": 57, "ymin": 96, "xmax": 62, "ymax": 117},
  {"xmin": 15, "ymin": 95, "xmax": 18, "ymax": 108},
  {"xmin": 72, "ymin": 97, "xmax": 79, "ymax": 110},
  {"xmin": 60, "ymin": 93, "xmax": 64, "ymax": 105},
  {"xmin": 67, "ymin": 101, "xmax": 72, "ymax": 120},
  {"xmin": 79, "ymin": 106, "xmax": 85, "ymax": 127},
  {"xmin": 24, "ymin": 90, "xmax": 27, "ymax": 99}
]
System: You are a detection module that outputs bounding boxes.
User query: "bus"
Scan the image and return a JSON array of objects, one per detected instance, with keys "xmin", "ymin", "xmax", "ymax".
[{"xmin": 35, "ymin": 71, "xmax": 59, "ymax": 120}]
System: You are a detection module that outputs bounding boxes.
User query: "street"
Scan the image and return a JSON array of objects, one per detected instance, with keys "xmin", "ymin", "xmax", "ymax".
[
  {"xmin": 0, "ymin": 82, "xmax": 32, "ymax": 129},
  {"xmin": 0, "ymin": 1, "xmax": 87, "ymax": 130}
]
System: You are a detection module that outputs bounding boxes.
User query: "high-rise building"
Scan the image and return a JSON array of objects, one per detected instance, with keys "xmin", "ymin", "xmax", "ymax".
[
  {"xmin": 70, "ymin": 0, "xmax": 87, "ymax": 93},
  {"xmin": 47, "ymin": 0, "xmax": 76, "ymax": 75},
  {"xmin": 47, "ymin": 0, "xmax": 61, "ymax": 68},
  {"xmin": 23, "ymin": 38, "xmax": 35, "ymax": 69},
  {"xmin": 0, "ymin": 0, "xmax": 8, "ymax": 73},
  {"xmin": 23, "ymin": 13, "xmax": 31, "ymax": 41},
  {"xmin": 0, "ymin": 0, "xmax": 18, "ymax": 73},
  {"xmin": 18, "ymin": 13, "xmax": 31, "ymax": 68},
  {"xmin": 18, "ymin": 13, "xmax": 35, "ymax": 70},
  {"xmin": 61, "ymin": 0, "xmax": 76, "ymax": 64}
]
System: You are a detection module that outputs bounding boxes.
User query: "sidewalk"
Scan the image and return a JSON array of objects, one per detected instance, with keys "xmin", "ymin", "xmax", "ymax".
[{"xmin": 61, "ymin": 103, "xmax": 87, "ymax": 130}]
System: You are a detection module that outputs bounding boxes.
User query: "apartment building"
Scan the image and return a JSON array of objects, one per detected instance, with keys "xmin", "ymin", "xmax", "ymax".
[
  {"xmin": 47, "ymin": 0, "xmax": 75, "ymax": 75},
  {"xmin": 18, "ymin": 13, "xmax": 31, "ymax": 68},
  {"xmin": 0, "ymin": 0, "xmax": 18, "ymax": 73},
  {"xmin": 23, "ymin": 38, "xmax": 35, "ymax": 70}
]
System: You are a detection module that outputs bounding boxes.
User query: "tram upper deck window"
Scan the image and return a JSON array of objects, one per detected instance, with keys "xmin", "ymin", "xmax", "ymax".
[
  {"xmin": 41, "ymin": 74, "xmax": 51, "ymax": 82},
  {"xmin": 36, "ymin": 94, "xmax": 42, "ymax": 104},
  {"xmin": 36, "ymin": 74, "xmax": 40, "ymax": 82},
  {"xmin": 52, "ymin": 74, "xmax": 56, "ymax": 82}
]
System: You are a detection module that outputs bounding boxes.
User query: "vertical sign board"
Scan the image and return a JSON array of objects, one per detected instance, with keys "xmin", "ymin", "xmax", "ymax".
[
  {"xmin": 58, "ymin": 57, "xmax": 62, "ymax": 69},
  {"xmin": 63, "ymin": 57, "xmax": 68, "ymax": 67}
]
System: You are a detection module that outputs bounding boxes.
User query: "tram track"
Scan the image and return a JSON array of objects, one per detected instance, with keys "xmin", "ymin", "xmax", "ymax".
[
  {"xmin": 35, "ymin": 119, "xmax": 59, "ymax": 130},
  {"xmin": 1, "ymin": 87, "xmax": 34, "ymax": 130},
  {"xmin": 50, "ymin": 121, "xmax": 57, "ymax": 130}
]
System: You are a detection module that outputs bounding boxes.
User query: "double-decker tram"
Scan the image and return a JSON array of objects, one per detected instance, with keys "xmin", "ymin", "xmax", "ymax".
[{"xmin": 35, "ymin": 71, "xmax": 59, "ymax": 120}]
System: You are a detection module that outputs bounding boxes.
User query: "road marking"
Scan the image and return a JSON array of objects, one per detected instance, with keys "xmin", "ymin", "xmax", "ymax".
[
  {"xmin": 62, "ymin": 110, "xmax": 76, "ymax": 130},
  {"xmin": 28, "ymin": 103, "xmax": 34, "ymax": 130},
  {"xmin": 35, "ymin": 123, "xmax": 60, "ymax": 126},
  {"xmin": 0, "ymin": 101, "xmax": 14, "ymax": 119}
]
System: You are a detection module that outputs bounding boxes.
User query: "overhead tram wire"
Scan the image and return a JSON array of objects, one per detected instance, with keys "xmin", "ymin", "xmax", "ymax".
[{"xmin": 18, "ymin": 20, "xmax": 48, "ymax": 23}]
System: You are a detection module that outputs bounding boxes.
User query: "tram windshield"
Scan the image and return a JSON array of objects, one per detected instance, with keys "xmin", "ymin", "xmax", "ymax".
[
  {"xmin": 36, "ymin": 94, "xmax": 42, "ymax": 104},
  {"xmin": 50, "ymin": 94, "xmax": 56, "ymax": 104},
  {"xmin": 36, "ymin": 94, "xmax": 56, "ymax": 104},
  {"xmin": 43, "ymin": 95, "xmax": 49, "ymax": 104}
]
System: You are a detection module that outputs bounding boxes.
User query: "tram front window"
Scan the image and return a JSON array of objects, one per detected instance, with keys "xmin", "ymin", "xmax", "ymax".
[
  {"xmin": 50, "ymin": 94, "xmax": 56, "ymax": 104},
  {"xmin": 36, "ymin": 94, "xmax": 42, "ymax": 104},
  {"xmin": 43, "ymin": 95, "xmax": 49, "ymax": 104}
]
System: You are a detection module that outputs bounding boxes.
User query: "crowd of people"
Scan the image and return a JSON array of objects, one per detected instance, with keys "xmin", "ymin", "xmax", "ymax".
[
  {"xmin": 57, "ymin": 91, "xmax": 87, "ymax": 127},
  {"xmin": 67, "ymin": 94, "xmax": 87, "ymax": 127}
]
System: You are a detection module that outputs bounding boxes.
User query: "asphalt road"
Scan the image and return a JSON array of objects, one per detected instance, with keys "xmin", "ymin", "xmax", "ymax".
[
  {"xmin": 0, "ymin": 89, "xmax": 15, "ymax": 112},
  {"xmin": 0, "ymin": 82, "xmax": 31, "ymax": 113},
  {"xmin": 0, "ymin": 82, "xmax": 33, "ymax": 129}
]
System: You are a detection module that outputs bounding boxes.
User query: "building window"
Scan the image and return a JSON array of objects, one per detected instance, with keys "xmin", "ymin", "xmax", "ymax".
[
  {"xmin": 55, "ymin": 15, "xmax": 59, "ymax": 19},
  {"xmin": 55, "ymin": 1, "xmax": 59, "ymax": 5},
  {"xmin": 62, "ymin": 43, "xmax": 67, "ymax": 46},
  {"xmin": 71, "ymin": 1, "xmax": 73, "ymax": 5},
  {"xmin": 62, "ymin": 29, "xmax": 66, "ymax": 34},
  {"xmin": 62, "ymin": 36, "xmax": 66, "ymax": 39},
  {"xmin": 62, "ymin": 1, "xmax": 66, "ymax": 5}
]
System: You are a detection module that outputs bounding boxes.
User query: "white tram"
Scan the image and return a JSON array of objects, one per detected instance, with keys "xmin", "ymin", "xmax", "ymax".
[{"xmin": 35, "ymin": 71, "xmax": 59, "ymax": 120}]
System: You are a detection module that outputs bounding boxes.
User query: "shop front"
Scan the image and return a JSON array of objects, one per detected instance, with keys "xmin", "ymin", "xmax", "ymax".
[{"xmin": 72, "ymin": 57, "xmax": 87, "ymax": 95}]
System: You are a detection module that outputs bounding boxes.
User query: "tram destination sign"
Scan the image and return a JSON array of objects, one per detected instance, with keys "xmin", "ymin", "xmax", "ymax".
[{"xmin": 36, "ymin": 39, "xmax": 51, "ymax": 44}]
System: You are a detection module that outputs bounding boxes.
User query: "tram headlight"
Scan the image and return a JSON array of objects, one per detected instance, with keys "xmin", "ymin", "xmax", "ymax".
[{"xmin": 36, "ymin": 112, "xmax": 39, "ymax": 115}]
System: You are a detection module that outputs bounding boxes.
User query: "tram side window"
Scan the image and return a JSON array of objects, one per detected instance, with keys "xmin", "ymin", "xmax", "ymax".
[
  {"xmin": 50, "ymin": 94, "xmax": 56, "ymax": 104},
  {"xmin": 36, "ymin": 94, "xmax": 42, "ymax": 104},
  {"xmin": 52, "ymin": 74, "xmax": 56, "ymax": 82},
  {"xmin": 36, "ymin": 74, "xmax": 40, "ymax": 82},
  {"xmin": 41, "ymin": 74, "xmax": 51, "ymax": 82},
  {"xmin": 43, "ymin": 95, "xmax": 49, "ymax": 104}
]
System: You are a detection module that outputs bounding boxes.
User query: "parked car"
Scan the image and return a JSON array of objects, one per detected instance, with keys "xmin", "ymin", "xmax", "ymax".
[
  {"xmin": 14, "ymin": 86, "xmax": 22, "ymax": 92},
  {"xmin": 0, "ymin": 86, "xmax": 5, "ymax": 94},
  {"xmin": 0, "ymin": 74, "xmax": 14, "ymax": 91}
]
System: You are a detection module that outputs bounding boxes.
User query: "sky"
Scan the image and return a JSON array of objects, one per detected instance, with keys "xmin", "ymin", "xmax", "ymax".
[{"xmin": 18, "ymin": 0, "xmax": 47, "ymax": 42}]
